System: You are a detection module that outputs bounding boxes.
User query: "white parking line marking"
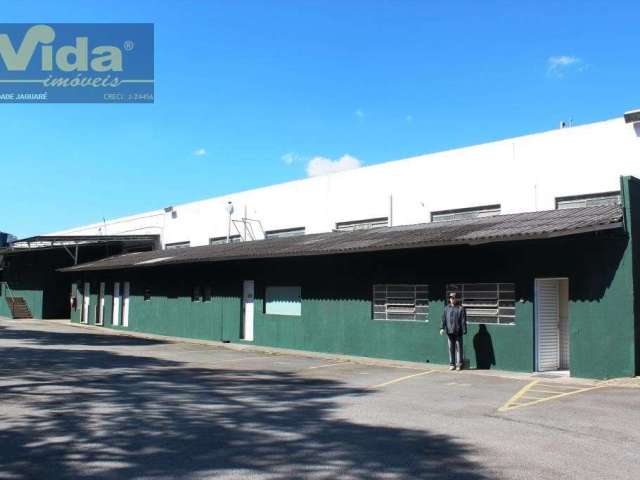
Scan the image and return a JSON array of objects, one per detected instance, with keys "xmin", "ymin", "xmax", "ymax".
[
  {"xmin": 305, "ymin": 362, "xmax": 348, "ymax": 370},
  {"xmin": 210, "ymin": 356, "xmax": 266, "ymax": 365},
  {"xmin": 499, "ymin": 380, "xmax": 606, "ymax": 412},
  {"xmin": 372, "ymin": 370, "xmax": 434, "ymax": 389}
]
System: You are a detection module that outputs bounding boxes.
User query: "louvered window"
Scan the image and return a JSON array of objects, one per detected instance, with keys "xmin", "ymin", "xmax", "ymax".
[
  {"xmin": 210, "ymin": 235, "xmax": 241, "ymax": 245},
  {"xmin": 431, "ymin": 205, "xmax": 500, "ymax": 223},
  {"xmin": 446, "ymin": 283, "xmax": 515, "ymax": 324},
  {"xmin": 265, "ymin": 227, "xmax": 306, "ymax": 238},
  {"xmin": 165, "ymin": 241, "xmax": 190, "ymax": 249},
  {"xmin": 555, "ymin": 191, "xmax": 620, "ymax": 210},
  {"xmin": 336, "ymin": 217, "xmax": 388, "ymax": 231},
  {"xmin": 373, "ymin": 284, "xmax": 429, "ymax": 321}
]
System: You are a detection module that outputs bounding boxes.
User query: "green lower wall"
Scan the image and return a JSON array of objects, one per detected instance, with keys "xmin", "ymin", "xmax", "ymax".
[
  {"xmin": 69, "ymin": 229, "xmax": 635, "ymax": 379},
  {"xmin": 567, "ymin": 237, "xmax": 635, "ymax": 378}
]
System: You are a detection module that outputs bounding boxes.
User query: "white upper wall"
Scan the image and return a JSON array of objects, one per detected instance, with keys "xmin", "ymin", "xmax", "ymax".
[{"xmin": 50, "ymin": 116, "xmax": 640, "ymax": 247}]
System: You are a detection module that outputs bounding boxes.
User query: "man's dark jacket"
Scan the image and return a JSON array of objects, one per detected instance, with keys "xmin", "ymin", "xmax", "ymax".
[{"xmin": 441, "ymin": 304, "xmax": 467, "ymax": 336}]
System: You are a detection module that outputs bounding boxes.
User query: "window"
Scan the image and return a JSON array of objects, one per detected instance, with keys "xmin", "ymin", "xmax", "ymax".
[
  {"xmin": 265, "ymin": 227, "xmax": 306, "ymax": 239},
  {"xmin": 431, "ymin": 205, "xmax": 500, "ymax": 223},
  {"xmin": 265, "ymin": 286, "xmax": 301, "ymax": 316},
  {"xmin": 165, "ymin": 241, "xmax": 190, "ymax": 249},
  {"xmin": 192, "ymin": 285, "xmax": 201, "ymax": 302},
  {"xmin": 446, "ymin": 283, "xmax": 515, "ymax": 324},
  {"xmin": 210, "ymin": 235, "xmax": 241, "ymax": 245},
  {"xmin": 373, "ymin": 284, "xmax": 429, "ymax": 321},
  {"xmin": 203, "ymin": 285, "xmax": 212, "ymax": 302},
  {"xmin": 336, "ymin": 217, "xmax": 388, "ymax": 231},
  {"xmin": 555, "ymin": 191, "xmax": 621, "ymax": 210}
]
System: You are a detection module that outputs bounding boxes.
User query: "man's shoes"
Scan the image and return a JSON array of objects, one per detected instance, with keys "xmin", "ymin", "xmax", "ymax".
[
  {"xmin": 449, "ymin": 365, "xmax": 455, "ymax": 371},
  {"xmin": 456, "ymin": 366, "xmax": 462, "ymax": 371}
]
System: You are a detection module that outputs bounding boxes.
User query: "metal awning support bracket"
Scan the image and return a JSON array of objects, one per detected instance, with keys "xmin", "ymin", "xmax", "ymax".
[{"xmin": 62, "ymin": 245, "xmax": 80, "ymax": 265}]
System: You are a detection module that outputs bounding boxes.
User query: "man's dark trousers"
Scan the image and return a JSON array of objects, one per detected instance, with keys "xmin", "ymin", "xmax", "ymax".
[{"xmin": 447, "ymin": 334, "xmax": 463, "ymax": 367}]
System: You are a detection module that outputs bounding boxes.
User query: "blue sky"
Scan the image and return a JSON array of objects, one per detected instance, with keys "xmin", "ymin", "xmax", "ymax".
[{"xmin": 1, "ymin": 0, "xmax": 639, "ymax": 237}]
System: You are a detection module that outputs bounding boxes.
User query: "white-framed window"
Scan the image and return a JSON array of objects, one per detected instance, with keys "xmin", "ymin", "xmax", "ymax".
[
  {"xmin": 373, "ymin": 284, "xmax": 429, "ymax": 321},
  {"xmin": 265, "ymin": 227, "xmax": 305, "ymax": 239},
  {"xmin": 165, "ymin": 241, "xmax": 190, "ymax": 249},
  {"xmin": 555, "ymin": 191, "xmax": 621, "ymax": 210},
  {"xmin": 336, "ymin": 217, "xmax": 388, "ymax": 231},
  {"xmin": 265, "ymin": 286, "xmax": 302, "ymax": 316},
  {"xmin": 210, "ymin": 235, "xmax": 241, "ymax": 245},
  {"xmin": 446, "ymin": 283, "xmax": 515, "ymax": 324},
  {"xmin": 431, "ymin": 205, "xmax": 500, "ymax": 223}
]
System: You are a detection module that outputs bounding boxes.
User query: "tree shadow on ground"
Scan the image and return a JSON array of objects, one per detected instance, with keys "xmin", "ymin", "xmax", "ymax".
[
  {"xmin": 0, "ymin": 328, "xmax": 491, "ymax": 479},
  {"xmin": 0, "ymin": 324, "xmax": 167, "ymax": 347}
]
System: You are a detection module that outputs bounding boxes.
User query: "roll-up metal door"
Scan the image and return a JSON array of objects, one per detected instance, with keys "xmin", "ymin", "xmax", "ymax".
[{"xmin": 535, "ymin": 278, "xmax": 560, "ymax": 371}]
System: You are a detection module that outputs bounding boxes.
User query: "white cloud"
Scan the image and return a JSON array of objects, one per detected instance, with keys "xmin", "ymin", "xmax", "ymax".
[
  {"xmin": 193, "ymin": 148, "xmax": 207, "ymax": 157},
  {"xmin": 306, "ymin": 154, "xmax": 362, "ymax": 177},
  {"xmin": 281, "ymin": 152, "xmax": 299, "ymax": 165},
  {"xmin": 547, "ymin": 56, "xmax": 583, "ymax": 77}
]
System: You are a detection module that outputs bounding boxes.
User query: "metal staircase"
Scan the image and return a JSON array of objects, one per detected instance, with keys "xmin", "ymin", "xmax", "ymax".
[{"xmin": 1, "ymin": 282, "xmax": 32, "ymax": 319}]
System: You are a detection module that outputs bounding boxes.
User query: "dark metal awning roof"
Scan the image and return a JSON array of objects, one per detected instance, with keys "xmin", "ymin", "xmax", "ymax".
[
  {"xmin": 0, "ymin": 234, "xmax": 160, "ymax": 265},
  {"xmin": 2, "ymin": 234, "xmax": 160, "ymax": 251},
  {"xmin": 60, "ymin": 205, "xmax": 623, "ymax": 273}
]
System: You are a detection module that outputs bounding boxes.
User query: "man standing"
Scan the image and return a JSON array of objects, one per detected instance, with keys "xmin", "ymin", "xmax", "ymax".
[{"xmin": 440, "ymin": 292, "xmax": 467, "ymax": 370}]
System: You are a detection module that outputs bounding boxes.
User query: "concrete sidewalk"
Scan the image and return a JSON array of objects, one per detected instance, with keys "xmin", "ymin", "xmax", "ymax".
[{"xmin": 21, "ymin": 316, "xmax": 633, "ymax": 386}]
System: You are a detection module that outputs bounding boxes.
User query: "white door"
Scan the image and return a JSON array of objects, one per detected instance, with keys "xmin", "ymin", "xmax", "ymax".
[
  {"xmin": 241, "ymin": 280, "xmax": 254, "ymax": 341},
  {"xmin": 535, "ymin": 278, "xmax": 560, "ymax": 371},
  {"xmin": 122, "ymin": 281, "xmax": 130, "ymax": 327},
  {"xmin": 82, "ymin": 282, "xmax": 90, "ymax": 323},
  {"xmin": 97, "ymin": 282, "xmax": 105, "ymax": 325},
  {"xmin": 112, "ymin": 282, "xmax": 120, "ymax": 326}
]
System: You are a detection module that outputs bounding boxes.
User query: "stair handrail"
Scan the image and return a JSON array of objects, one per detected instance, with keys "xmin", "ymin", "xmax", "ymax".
[{"xmin": 1, "ymin": 281, "xmax": 17, "ymax": 303}]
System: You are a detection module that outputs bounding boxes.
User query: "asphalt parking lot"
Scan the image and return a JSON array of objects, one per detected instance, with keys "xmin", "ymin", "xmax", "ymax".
[{"xmin": 0, "ymin": 318, "xmax": 639, "ymax": 479}]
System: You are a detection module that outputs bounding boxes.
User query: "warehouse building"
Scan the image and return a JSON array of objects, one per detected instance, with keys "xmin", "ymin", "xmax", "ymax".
[
  {"xmin": 12, "ymin": 117, "xmax": 639, "ymax": 322},
  {"xmin": 3, "ymin": 114, "xmax": 640, "ymax": 378},
  {"xmin": 59, "ymin": 176, "xmax": 640, "ymax": 380}
]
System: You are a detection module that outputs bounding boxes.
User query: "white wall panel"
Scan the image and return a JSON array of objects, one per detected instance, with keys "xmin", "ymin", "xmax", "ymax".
[{"xmin": 47, "ymin": 118, "xmax": 640, "ymax": 248}]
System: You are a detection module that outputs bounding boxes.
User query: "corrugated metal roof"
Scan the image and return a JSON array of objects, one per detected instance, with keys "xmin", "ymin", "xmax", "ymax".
[
  {"xmin": 60, "ymin": 205, "xmax": 624, "ymax": 272},
  {"xmin": 0, "ymin": 234, "xmax": 159, "ymax": 254}
]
